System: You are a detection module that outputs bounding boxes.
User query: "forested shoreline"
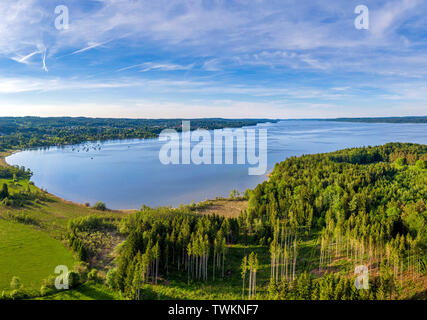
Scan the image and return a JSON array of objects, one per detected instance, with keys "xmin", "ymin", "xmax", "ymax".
[
  {"xmin": 0, "ymin": 117, "xmax": 274, "ymax": 152},
  {"xmin": 2, "ymin": 116, "xmax": 425, "ymax": 153}
]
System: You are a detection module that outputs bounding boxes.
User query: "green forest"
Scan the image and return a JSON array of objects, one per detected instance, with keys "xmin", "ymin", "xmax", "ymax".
[{"xmin": 0, "ymin": 139, "xmax": 426, "ymax": 300}]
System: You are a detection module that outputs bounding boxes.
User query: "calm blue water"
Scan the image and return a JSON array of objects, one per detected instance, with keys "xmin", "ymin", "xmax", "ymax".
[{"xmin": 6, "ymin": 120, "xmax": 427, "ymax": 209}]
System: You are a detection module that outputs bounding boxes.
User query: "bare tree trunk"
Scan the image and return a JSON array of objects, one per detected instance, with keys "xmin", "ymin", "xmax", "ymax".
[
  {"xmin": 248, "ymin": 267, "xmax": 252, "ymax": 300},
  {"xmin": 222, "ymin": 252, "xmax": 225, "ymax": 278},
  {"xmin": 292, "ymin": 235, "xmax": 297, "ymax": 281},
  {"xmin": 254, "ymin": 270, "xmax": 257, "ymax": 299}
]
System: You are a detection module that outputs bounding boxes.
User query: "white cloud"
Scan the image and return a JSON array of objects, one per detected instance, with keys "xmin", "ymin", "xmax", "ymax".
[
  {"xmin": 1, "ymin": 74, "xmax": 426, "ymax": 107},
  {"xmin": 0, "ymin": 99, "xmax": 425, "ymax": 119}
]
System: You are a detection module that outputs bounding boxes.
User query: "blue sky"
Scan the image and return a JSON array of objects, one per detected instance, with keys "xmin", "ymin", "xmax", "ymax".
[{"xmin": 0, "ymin": 0, "xmax": 426, "ymax": 118}]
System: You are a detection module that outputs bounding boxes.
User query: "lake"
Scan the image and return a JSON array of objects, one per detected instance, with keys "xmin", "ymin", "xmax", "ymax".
[{"xmin": 6, "ymin": 120, "xmax": 427, "ymax": 209}]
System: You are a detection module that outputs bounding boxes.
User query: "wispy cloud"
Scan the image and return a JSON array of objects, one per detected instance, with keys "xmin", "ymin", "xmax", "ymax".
[
  {"xmin": 370, "ymin": 0, "xmax": 421, "ymax": 37},
  {"xmin": 140, "ymin": 63, "xmax": 194, "ymax": 72},
  {"xmin": 0, "ymin": 77, "xmax": 133, "ymax": 94},
  {"xmin": 202, "ymin": 59, "xmax": 221, "ymax": 71},
  {"xmin": 10, "ymin": 45, "xmax": 48, "ymax": 72},
  {"xmin": 11, "ymin": 50, "xmax": 41, "ymax": 64},
  {"xmin": 118, "ymin": 62, "xmax": 194, "ymax": 72},
  {"xmin": 70, "ymin": 42, "xmax": 106, "ymax": 55},
  {"xmin": 41, "ymin": 47, "xmax": 48, "ymax": 72}
]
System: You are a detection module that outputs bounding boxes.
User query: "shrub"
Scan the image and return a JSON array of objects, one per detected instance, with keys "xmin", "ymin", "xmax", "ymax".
[
  {"xmin": 93, "ymin": 201, "xmax": 107, "ymax": 211},
  {"xmin": 10, "ymin": 289, "xmax": 25, "ymax": 300},
  {"xmin": 244, "ymin": 189, "xmax": 252, "ymax": 200},
  {"xmin": 87, "ymin": 268, "xmax": 98, "ymax": 281},
  {"xmin": 105, "ymin": 268, "xmax": 117, "ymax": 288},
  {"xmin": 73, "ymin": 262, "xmax": 89, "ymax": 282},
  {"xmin": 10, "ymin": 276, "xmax": 22, "ymax": 290},
  {"xmin": 0, "ymin": 291, "xmax": 8, "ymax": 300},
  {"xmin": 7, "ymin": 212, "xmax": 39, "ymax": 226},
  {"xmin": 395, "ymin": 157, "xmax": 406, "ymax": 166},
  {"xmin": 42, "ymin": 275, "xmax": 57, "ymax": 289},
  {"xmin": 67, "ymin": 271, "xmax": 80, "ymax": 289},
  {"xmin": 1, "ymin": 197, "xmax": 13, "ymax": 206},
  {"xmin": 77, "ymin": 244, "xmax": 88, "ymax": 262},
  {"xmin": 229, "ymin": 189, "xmax": 240, "ymax": 199},
  {"xmin": 40, "ymin": 285, "xmax": 55, "ymax": 297},
  {"xmin": 415, "ymin": 159, "xmax": 426, "ymax": 169},
  {"xmin": 68, "ymin": 215, "xmax": 116, "ymax": 232}
]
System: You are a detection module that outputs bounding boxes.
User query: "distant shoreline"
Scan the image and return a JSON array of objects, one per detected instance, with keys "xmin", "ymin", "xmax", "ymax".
[
  {"xmin": 320, "ymin": 116, "xmax": 427, "ymax": 124},
  {"xmin": 269, "ymin": 116, "xmax": 427, "ymax": 123},
  {"xmin": 1, "ymin": 115, "xmax": 426, "ymax": 123}
]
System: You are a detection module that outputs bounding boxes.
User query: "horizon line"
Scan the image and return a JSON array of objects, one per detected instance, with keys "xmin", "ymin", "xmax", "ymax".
[{"xmin": 0, "ymin": 115, "xmax": 426, "ymax": 121}]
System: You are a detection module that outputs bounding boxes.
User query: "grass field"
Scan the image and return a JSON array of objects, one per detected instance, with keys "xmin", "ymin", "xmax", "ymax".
[
  {"xmin": 0, "ymin": 178, "xmax": 125, "ymax": 237},
  {"xmin": 0, "ymin": 218, "xmax": 75, "ymax": 291},
  {"xmin": 0, "ymin": 169, "xmax": 125, "ymax": 295},
  {"xmin": 35, "ymin": 281, "xmax": 122, "ymax": 300}
]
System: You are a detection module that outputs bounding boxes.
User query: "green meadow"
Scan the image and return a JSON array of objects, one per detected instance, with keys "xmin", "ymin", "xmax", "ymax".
[
  {"xmin": 0, "ymin": 218, "xmax": 75, "ymax": 291},
  {"xmin": 0, "ymin": 172, "xmax": 124, "ymax": 296}
]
